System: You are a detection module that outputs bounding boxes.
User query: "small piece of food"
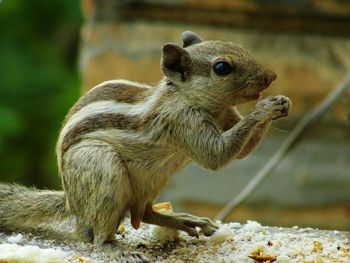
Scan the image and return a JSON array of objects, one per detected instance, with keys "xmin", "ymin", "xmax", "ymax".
[
  {"xmin": 151, "ymin": 202, "xmax": 179, "ymax": 242},
  {"xmin": 312, "ymin": 241, "xmax": 323, "ymax": 252},
  {"xmin": 0, "ymin": 244, "xmax": 68, "ymax": 263},
  {"xmin": 249, "ymin": 247, "xmax": 277, "ymax": 262},
  {"xmin": 209, "ymin": 225, "xmax": 234, "ymax": 244},
  {"xmin": 117, "ymin": 224, "xmax": 126, "ymax": 234},
  {"xmin": 150, "ymin": 225, "xmax": 179, "ymax": 242},
  {"xmin": 152, "ymin": 202, "xmax": 173, "ymax": 212},
  {"xmin": 73, "ymin": 255, "xmax": 92, "ymax": 263}
]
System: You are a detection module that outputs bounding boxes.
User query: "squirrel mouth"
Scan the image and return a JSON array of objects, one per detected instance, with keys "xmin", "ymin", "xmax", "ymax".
[{"xmin": 243, "ymin": 93, "xmax": 261, "ymax": 100}]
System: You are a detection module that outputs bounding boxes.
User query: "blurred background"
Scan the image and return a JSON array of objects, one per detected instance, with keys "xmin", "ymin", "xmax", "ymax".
[
  {"xmin": 0, "ymin": 0, "xmax": 81, "ymax": 187},
  {"xmin": 1, "ymin": 0, "xmax": 350, "ymax": 230}
]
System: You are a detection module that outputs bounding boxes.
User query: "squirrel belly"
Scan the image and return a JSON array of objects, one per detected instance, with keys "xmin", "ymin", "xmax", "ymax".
[{"xmin": 0, "ymin": 183, "xmax": 68, "ymax": 231}]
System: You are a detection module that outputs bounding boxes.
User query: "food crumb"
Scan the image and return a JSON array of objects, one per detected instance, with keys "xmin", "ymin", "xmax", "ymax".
[
  {"xmin": 0, "ymin": 243, "xmax": 69, "ymax": 263},
  {"xmin": 244, "ymin": 220, "xmax": 263, "ymax": 233},
  {"xmin": 209, "ymin": 225, "xmax": 234, "ymax": 244},
  {"xmin": 150, "ymin": 225, "xmax": 179, "ymax": 242},
  {"xmin": 7, "ymin": 234, "xmax": 24, "ymax": 244}
]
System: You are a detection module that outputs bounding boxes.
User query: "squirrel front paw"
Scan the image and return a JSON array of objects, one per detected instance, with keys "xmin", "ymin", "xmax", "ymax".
[
  {"xmin": 253, "ymin": 95, "xmax": 291, "ymax": 121},
  {"xmin": 169, "ymin": 213, "xmax": 218, "ymax": 238}
]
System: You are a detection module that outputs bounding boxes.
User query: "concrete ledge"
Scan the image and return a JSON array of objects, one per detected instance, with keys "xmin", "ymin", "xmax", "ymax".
[
  {"xmin": 86, "ymin": 0, "xmax": 350, "ymax": 35},
  {"xmin": 1, "ymin": 220, "xmax": 349, "ymax": 262}
]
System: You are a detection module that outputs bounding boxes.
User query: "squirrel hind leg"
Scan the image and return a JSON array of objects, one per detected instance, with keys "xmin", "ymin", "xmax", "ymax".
[
  {"xmin": 61, "ymin": 140, "xmax": 133, "ymax": 245},
  {"xmin": 93, "ymin": 211, "xmax": 125, "ymax": 246},
  {"xmin": 75, "ymin": 219, "xmax": 94, "ymax": 242}
]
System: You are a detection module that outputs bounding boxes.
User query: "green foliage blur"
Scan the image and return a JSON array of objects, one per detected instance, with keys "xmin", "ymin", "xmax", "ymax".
[{"xmin": 0, "ymin": 0, "xmax": 82, "ymax": 188}]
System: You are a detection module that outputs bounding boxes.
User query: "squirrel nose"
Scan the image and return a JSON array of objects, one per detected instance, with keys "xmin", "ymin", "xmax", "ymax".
[{"xmin": 262, "ymin": 70, "xmax": 277, "ymax": 86}]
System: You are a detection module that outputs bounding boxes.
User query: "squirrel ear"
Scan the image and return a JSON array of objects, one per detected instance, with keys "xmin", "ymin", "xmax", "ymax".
[
  {"xmin": 161, "ymin": 43, "xmax": 190, "ymax": 82},
  {"xmin": 182, "ymin": 31, "xmax": 203, "ymax": 48}
]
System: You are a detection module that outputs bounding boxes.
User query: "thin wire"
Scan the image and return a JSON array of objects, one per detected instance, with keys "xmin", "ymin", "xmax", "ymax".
[{"xmin": 215, "ymin": 72, "xmax": 350, "ymax": 222}]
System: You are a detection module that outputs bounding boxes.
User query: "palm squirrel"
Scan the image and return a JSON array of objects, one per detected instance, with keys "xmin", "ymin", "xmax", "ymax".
[{"xmin": 0, "ymin": 31, "xmax": 290, "ymax": 245}]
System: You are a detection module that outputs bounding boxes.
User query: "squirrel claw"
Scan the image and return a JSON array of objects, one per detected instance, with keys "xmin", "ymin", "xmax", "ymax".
[
  {"xmin": 254, "ymin": 95, "xmax": 291, "ymax": 121},
  {"xmin": 121, "ymin": 252, "xmax": 149, "ymax": 263},
  {"xmin": 170, "ymin": 213, "xmax": 218, "ymax": 238}
]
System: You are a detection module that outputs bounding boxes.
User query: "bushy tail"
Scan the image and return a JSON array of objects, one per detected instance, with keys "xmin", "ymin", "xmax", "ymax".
[{"xmin": 0, "ymin": 183, "xmax": 69, "ymax": 231}]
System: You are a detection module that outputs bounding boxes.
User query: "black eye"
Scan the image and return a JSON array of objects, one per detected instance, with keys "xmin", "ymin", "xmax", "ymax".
[{"xmin": 213, "ymin": 61, "xmax": 233, "ymax": 76}]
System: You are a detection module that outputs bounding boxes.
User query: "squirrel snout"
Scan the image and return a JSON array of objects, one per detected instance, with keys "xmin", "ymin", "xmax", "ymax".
[{"xmin": 262, "ymin": 69, "xmax": 277, "ymax": 87}]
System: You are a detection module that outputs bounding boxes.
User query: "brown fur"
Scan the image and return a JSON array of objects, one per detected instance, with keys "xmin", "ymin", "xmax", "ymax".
[
  {"xmin": 63, "ymin": 82, "xmax": 150, "ymax": 124},
  {"xmin": 61, "ymin": 113, "xmax": 140, "ymax": 157}
]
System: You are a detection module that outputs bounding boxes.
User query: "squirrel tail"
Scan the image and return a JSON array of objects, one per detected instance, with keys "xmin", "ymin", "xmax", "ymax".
[{"xmin": 0, "ymin": 183, "xmax": 69, "ymax": 231}]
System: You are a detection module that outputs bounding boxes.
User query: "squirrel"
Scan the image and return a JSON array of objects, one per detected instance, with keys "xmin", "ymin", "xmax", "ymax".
[{"xmin": 0, "ymin": 31, "xmax": 291, "ymax": 246}]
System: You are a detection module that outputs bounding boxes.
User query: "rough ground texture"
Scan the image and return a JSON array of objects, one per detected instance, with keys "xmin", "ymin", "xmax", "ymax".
[{"xmin": 0, "ymin": 220, "xmax": 349, "ymax": 262}]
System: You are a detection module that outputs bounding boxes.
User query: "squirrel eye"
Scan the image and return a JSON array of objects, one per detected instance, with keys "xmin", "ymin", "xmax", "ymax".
[{"xmin": 213, "ymin": 61, "xmax": 233, "ymax": 76}]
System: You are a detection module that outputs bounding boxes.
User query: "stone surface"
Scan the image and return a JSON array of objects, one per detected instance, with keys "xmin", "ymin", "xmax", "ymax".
[
  {"xmin": 87, "ymin": 0, "xmax": 350, "ymax": 35},
  {"xmin": 1, "ymin": 220, "xmax": 350, "ymax": 262}
]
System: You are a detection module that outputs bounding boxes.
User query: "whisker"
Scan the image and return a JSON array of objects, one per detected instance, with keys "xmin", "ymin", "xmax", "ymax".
[{"xmin": 270, "ymin": 126, "xmax": 288, "ymax": 133}]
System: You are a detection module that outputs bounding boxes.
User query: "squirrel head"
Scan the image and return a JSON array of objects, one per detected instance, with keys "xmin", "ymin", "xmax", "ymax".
[{"xmin": 161, "ymin": 31, "xmax": 277, "ymax": 106}]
